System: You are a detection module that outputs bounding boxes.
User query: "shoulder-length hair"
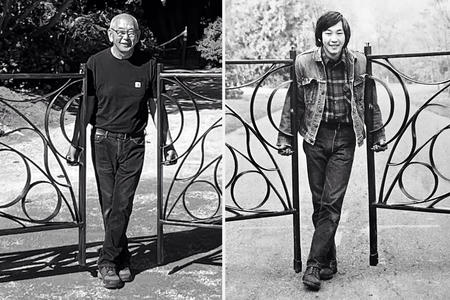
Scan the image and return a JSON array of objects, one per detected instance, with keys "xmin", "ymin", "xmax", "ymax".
[{"xmin": 315, "ymin": 11, "xmax": 351, "ymax": 48}]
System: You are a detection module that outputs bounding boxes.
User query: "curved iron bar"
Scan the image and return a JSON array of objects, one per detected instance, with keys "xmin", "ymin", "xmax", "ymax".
[
  {"xmin": 0, "ymin": 99, "xmax": 74, "ymax": 189},
  {"xmin": 21, "ymin": 180, "xmax": 63, "ymax": 223},
  {"xmin": 181, "ymin": 176, "xmax": 221, "ymax": 221},
  {"xmin": 163, "ymin": 119, "xmax": 222, "ymax": 217},
  {"xmin": 398, "ymin": 162, "xmax": 439, "ymax": 202},
  {"xmin": 371, "ymin": 58, "xmax": 414, "ymax": 204},
  {"xmin": 44, "ymin": 80, "xmax": 84, "ymax": 185},
  {"xmin": 60, "ymin": 93, "xmax": 82, "ymax": 145},
  {"xmin": 0, "ymin": 148, "xmax": 31, "ymax": 208},
  {"xmin": 224, "ymin": 143, "xmax": 239, "ymax": 189},
  {"xmin": 229, "ymin": 168, "xmax": 271, "ymax": 211},
  {"xmin": 429, "ymin": 125, "xmax": 450, "ymax": 182},
  {"xmin": 1, "ymin": 78, "xmax": 82, "ymax": 164},
  {"xmin": 160, "ymin": 77, "xmax": 200, "ymax": 161},
  {"xmin": 266, "ymin": 80, "xmax": 294, "ymax": 137},
  {"xmin": 226, "ymin": 143, "xmax": 289, "ymax": 212},
  {"xmin": 0, "ymin": 99, "xmax": 79, "ymax": 221},
  {"xmin": 381, "ymin": 120, "xmax": 450, "ymax": 206},
  {"xmin": 172, "ymin": 119, "xmax": 221, "ymax": 182},
  {"xmin": 225, "ymin": 106, "xmax": 292, "ymax": 211},
  {"xmin": 166, "ymin": 155, "xmax": 222, "ymax": 220},
  {"xmin": 225, "ymin": 206, "xmax": 243, "ymax": 217},
  {"xmin": 226, "ymin": 64, "xmax": 278, "ymax": 90},
  {"xmin": 161, "ymin": 93, "xmax": 185, "ymax": 145},
  {"xmin": 378, "ymin": 83, "xmax": 450, "ymax": 204},
  {"xmin": 428, "ymin": 126, "xmax": 450, "ymax": 209},
  {"xmin": 213, "ymin": 155, "xmax": 223, "ymax": 197},
  {"xmin": 386, "ymin": 192, "xmax": 450, "ymax": 209},
  {"xmin": 225, "ymin": 105, "xmax": 293, "ymax": 211},
  {"xmin": 0, "ymin": 210, "xmax": 71, "ymax": 227},
  {"xmin": 226, "ymin": 104, "xmax": 280, "ymax": 172},
  {"xmin": 0, "ymin": 79, "xmax": 75, "ymax": 103},
  {"xmin": 370, "ymin": 60, "xmax": 411, "ymax": 145},
  {"xmin": 4, "ymin": 91, "xmax": 80, "ymax": 220},
  {"xmin": 384, "ymin": 58, "xmax": 450, "ymax": 86},
  {"xmin": 0, "ymin": 141, "xmax": 78, "ymax": 223},
  {"xmin": 0, "ymin": 211, "xmax": 28, "ymax": 228},
  {"xmin": 391, "ymin": 158, "xmax": 450, "ymax": 208},
  {"xmin": 250, "ymin": 64, "xmax": 293, "ymax": 151},
  {"xmin": 368, "ymin": 76, "xmax": 395, "ymax": 134},
  {"xmin": 173, "ymin": 77, "xmax": 221, "ymax": 102},
  {"xmin": 428, "ymin": 192, "xmax": 450, "ymax": 208}
]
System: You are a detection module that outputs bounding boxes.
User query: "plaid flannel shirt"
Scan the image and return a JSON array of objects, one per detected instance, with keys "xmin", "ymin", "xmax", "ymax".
[{"xmin": 322, "ymin": 53, "xmax": 352, "ymax": 123}]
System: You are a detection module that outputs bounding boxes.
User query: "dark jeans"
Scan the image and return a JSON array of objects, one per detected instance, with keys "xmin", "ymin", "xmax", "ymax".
[
  {"xmin": 303, "ymin": 123, "xmax": 356, "ymax": 268},
  {"xmin": 91, "ymin": 128, "xmax": 145, "ymax": 267}
]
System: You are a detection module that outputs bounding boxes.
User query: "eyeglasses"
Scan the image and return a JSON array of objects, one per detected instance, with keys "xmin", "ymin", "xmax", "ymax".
[{"xmin": 110, "ymin": 28, "xmax": 138, "ymax": 38}]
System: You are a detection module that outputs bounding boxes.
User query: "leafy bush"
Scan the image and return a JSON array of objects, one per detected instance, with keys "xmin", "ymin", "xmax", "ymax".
[
  {"xmin": 64, "ymin": 9, "xmax": 158, "ymax": 72},
  {"xmin": 0, "ymin": 1, "xmax": 158, "ymax": 76},
  {"xmin": 196, "ymin": 17, "xmax": 222, "ymax": 67}
]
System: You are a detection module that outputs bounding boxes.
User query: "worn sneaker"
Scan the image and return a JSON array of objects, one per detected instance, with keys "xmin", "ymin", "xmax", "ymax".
[
  {"xmin": 302, "ymin": 266, "xmax": 321, "ymax": 290},
  {"xmin": 118, "ymin": 266, "xmax": 133, "ymax": 282},
  {"xmin": 319, "ymin": 261, "xmax": 338, "ymax": 280},
  {"xmin": 98, "ymin": 265, "xmax": 123, "ymax": 289}
]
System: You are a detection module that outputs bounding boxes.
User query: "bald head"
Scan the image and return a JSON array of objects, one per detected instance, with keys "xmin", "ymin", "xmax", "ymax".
[
  {"xmin": 108, "ymin": 13, "xmax": 141, "ymax": 59},
  {"xmin": 110, "ymin": 13, "xmax": 139, "ymax": 30}
]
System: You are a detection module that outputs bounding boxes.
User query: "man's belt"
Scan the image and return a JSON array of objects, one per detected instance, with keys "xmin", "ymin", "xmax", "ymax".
[
  {"xmin": 95, "ymin": 128, "xmax": 145, "ymax": 139},
  {"xmin": 321, "ymin": 122, "xmax": 352, "ymax": 130}
]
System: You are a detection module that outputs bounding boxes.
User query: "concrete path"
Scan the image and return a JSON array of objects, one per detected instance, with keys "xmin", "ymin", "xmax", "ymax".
[
  {"xmin": 225, "ymin": 87, "xmax": 450, "ymax": 299},
  {"xmin": 0, "ymin": 109, "xmax": 222, "ymax": 299}
]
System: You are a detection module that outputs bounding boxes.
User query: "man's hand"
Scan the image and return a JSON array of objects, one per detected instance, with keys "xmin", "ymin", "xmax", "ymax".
[
  {"xmin": 164, "ymin": 149, "xmax": 178, "ymax": 165},
  {"xmin": 371, "ymin": 137, "xmax": 388, "ymax": 152},
  {"xmin": 66, "ymin": 145, "xmax": 81, "ymax": 166},
  {"xmin": 278, "ymin": 144, "xmax": 293, "ymax": 156}
]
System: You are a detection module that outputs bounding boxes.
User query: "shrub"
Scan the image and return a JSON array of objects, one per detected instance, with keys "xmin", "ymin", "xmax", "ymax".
[
  {"xmin": 196, "ymin": 17, "xmax": 222, "ymax": 67},
  {"xmin": 0, "ymin": 2, "xmax": 158, "ymax": 75}
]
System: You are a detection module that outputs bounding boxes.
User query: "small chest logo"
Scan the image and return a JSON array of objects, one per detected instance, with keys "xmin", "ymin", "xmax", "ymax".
[{"xmin": 135, "ymin": 81, "xmax": 142, "ymax": 88}]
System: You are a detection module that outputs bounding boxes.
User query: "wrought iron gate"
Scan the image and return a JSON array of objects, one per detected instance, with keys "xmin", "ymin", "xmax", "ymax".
[
  {"xmin": 156, "ymin": 65, "xmax": 222, "ymax": 264},
  {"xmin": 364, "ymin": 44, "xmax": 450, "ymax": 265},
  {"xmin": 225, "ymin": 51, "xmax": 302, "ymax": 272},
  {"xmin": 0, "ymin": 70, "xmax": 87, "ymax": 265}
]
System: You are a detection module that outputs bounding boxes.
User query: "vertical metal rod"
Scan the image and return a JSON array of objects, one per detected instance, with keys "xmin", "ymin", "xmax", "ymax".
[
  {"xmin": 364, "ymin": 44, "xmax": 378, "ymax": 266},
  {"xmin": 156, "ymin": 63, "xmax": 164, "ymax": 265},
  {"xmin": 78, "ymin": 64, "xmax": 87, "ymax": 266},
  {"xmin": 181, "ymin": 26, "xmax": 187, "ymax": 67},
  {"xmin": 290, "ymin": 49, "xmax": 302, "ymax": 273}
]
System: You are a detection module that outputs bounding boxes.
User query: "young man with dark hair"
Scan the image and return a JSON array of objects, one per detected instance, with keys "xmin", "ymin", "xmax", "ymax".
[
  {"xmin": 278, "ymin": 11, "xmax": 386, "ymax": 290},
  {"xmin": 67, "ymin": 13, "xmax": 177, "ymax": 289}
]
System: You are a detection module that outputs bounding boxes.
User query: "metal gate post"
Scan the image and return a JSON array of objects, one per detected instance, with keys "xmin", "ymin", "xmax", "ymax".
[
  {"xmin": 181, "ymin": 27, "xmax": 187, "ymax": 67},
  {"xmin": 78, "ymin": 63, "xmax": 87, "ymax": 266},
  {"xmin": 156, "ymin": 63, "xmax": 165, "ymax": 265},
  {"xmin": 364, "ymin": 44, "xmax": 378, "ymax": 266},
  {"xmin": 289, "ymin": 49, "xmax": 302, "ymax": 273}
]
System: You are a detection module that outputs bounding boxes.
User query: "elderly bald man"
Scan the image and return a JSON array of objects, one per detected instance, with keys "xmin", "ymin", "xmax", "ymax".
[{"xmin": 67, "ymin": 13, "xmax": 177, "ymax": 289}]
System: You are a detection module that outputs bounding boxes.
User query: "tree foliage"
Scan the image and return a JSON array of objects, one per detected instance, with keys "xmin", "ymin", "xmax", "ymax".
[
  {"xmin": 368, "ymin": 0, "xmax": 450, "ymax": 83},
  {"xmin": 226, "ymin": 0, "xmax": 449, "ymax": 87},
  {"xmin": 196, "ymin": 16, "xmax": 222, "ymax": 67},
  {"xmin": 0, "ymin": 0, "xmax": 157, "ymax": 75},
  {"xmin": 225, "ymin": 0, "xmax": 323, "ymax": 87}
]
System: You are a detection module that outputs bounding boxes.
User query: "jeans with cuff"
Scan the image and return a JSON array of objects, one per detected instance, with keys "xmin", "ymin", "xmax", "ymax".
[
  {"xmin": 91, "ymin": 128, "xmax": 145, "ymax": 268},
  {"xmin": 303, "ymin": 123, "xmax": 356, "ymax": 269}
]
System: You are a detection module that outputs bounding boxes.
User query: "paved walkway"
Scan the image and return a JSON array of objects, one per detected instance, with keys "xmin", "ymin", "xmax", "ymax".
[
  {"xmin": 0, "ymin": 109, "xmax": 222, "ymax": 299},
  {"xmin": 225, "ymin": 90, "xmax": 450, "ymax": 299}
]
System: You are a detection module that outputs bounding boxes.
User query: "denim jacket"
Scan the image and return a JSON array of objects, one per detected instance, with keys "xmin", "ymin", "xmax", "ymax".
[{"xmin": 277, "ymin": 47, "xmax": 385, "ymax": 147}]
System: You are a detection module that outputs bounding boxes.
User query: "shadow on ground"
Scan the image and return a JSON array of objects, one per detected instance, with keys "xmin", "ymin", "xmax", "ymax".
[{"xmin": 0, "ymin": 227, "xmax": 221, "ymax": 283}]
